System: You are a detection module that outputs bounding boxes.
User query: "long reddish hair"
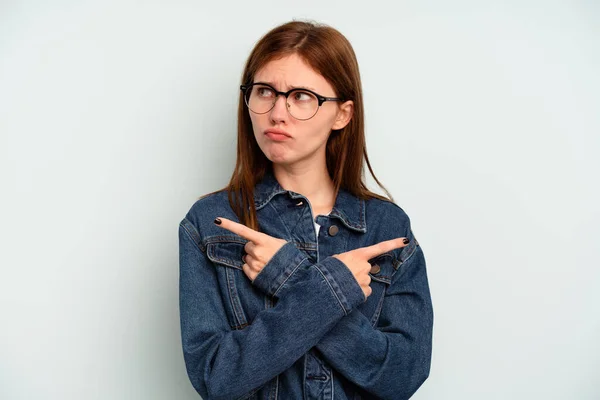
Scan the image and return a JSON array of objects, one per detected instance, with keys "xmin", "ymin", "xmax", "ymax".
[{"xmin": 202, "ymin": 20, "xmax": 394, "ymax": 231}]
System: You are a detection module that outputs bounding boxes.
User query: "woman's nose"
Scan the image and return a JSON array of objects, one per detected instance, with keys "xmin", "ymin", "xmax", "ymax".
[{"xmin": 270, "ymin": 95, "xmax": 289, "ymax": 121}]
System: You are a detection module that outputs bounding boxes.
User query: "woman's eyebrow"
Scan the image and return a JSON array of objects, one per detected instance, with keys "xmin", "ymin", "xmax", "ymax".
[
  {"xmin": 256, "ymin": 81, "xmax": 317, "ymax": 92},
  {"xmin": 289, "ymin": 84, "xmax": 317, "ymax": 92}
]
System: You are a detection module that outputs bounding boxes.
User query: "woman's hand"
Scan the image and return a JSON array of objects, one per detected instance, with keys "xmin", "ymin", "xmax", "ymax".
[
  {"xmin": 213, "ymin": 217, "xmax": 410, "ymax": 300},
  {"xmin": 332, "ymin": 238, "xmax": 409, "ymax": 300},
  {"xmin": 213, "ymin": 217, "xmax": 287, "ymax": 282}
]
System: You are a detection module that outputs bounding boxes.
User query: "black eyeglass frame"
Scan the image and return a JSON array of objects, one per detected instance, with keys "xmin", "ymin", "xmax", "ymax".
[{"xmin": 239, "ymin": 82, "xmax": 344, "ymax": 120}]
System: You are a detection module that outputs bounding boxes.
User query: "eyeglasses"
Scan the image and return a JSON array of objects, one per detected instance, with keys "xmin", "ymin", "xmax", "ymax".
[{"xmin": 240, "ymin": 82, "xmax": 344, "ymax": 121}]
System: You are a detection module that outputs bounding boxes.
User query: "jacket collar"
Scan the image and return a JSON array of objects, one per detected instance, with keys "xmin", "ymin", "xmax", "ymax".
[{"xmin": 253, "ymin": 169, "xmax": 367, "ymax": 233}]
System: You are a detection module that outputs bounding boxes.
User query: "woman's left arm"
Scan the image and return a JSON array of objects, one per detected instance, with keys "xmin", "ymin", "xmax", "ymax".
[
  {"xmin": 252, "ymin": 231, "xmax": 434, "ymax": 400},
  {"xmin": 315, "ymin": 242, "xmax": 433, "ymax": 400}
]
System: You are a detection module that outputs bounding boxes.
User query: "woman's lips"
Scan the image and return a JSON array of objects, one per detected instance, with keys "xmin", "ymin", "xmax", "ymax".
[{"xmin": 265, "ymin": 130, "xmax": 291, "ymax": 141}]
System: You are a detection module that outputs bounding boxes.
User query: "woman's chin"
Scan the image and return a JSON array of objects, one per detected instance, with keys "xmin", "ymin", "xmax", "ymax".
[
  {"xmin": 266, "ymin": 149, "xmax": 294, "ymax": 165},
  {"xmin": 268, "ymin": 155, "xmax": 293, "ymax": 165}
]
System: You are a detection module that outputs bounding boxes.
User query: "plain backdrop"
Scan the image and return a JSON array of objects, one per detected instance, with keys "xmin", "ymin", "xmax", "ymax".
[{"xmin": 1, "ymin": 1, "xmax": 598, "ymax": 399}]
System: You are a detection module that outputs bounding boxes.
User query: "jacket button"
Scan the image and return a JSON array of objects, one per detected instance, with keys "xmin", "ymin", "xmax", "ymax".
[
  {"xmin": 370, "ymin": 264, "xmax": 381, "ymax": 274},
  {"xmin": 328, "ymin": 225, "xmax": 339, "ymax": 236}
]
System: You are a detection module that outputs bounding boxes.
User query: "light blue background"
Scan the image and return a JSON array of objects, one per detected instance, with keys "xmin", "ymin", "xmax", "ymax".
[{"xmin": 1, "ymin": 1, "xmax": 598, "ymax": 399}]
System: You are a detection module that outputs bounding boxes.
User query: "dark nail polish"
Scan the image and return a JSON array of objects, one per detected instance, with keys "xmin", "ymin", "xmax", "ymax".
[
  {"xmin": 214, "ymin": 218, "xmax": 221, "ymax": 225},
  {"xmin": 403, "ymin": 238, "xmax": 410, "ymax": 244}
]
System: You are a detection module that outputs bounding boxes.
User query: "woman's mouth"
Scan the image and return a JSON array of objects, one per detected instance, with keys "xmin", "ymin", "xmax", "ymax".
[{"xmin": 264, "ymin": 129, "xmax": 292, "ymax": 141}]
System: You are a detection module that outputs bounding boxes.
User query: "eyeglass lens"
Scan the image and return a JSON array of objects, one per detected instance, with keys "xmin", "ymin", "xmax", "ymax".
[{"xmin": 245, "ymin": 84, "xmax": 319, "ymax": 120}]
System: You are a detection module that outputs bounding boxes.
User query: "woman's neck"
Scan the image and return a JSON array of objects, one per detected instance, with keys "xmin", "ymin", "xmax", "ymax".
[{"xmin": 272, "ymin": 164, "xmax": 335, "ymax": 215}]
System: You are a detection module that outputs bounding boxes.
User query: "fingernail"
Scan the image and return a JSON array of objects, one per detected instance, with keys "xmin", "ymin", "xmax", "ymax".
[
  {"xmin": 403, "ymin": 238, "xmax": 410, "ymax": 244},
  {"xmin": 214, "ymin": 218, "xmax": 222, "ymax": 225}
]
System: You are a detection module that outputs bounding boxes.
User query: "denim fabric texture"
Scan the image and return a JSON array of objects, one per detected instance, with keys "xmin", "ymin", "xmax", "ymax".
[{"xmin": 179, "ymin": 170, "xmax": 434, "ymax": 400}]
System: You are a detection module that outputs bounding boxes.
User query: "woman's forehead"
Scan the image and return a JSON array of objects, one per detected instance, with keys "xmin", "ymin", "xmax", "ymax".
[{"xmin": 254, "ymin": 54, "xmax": 330, "ymax": 91}]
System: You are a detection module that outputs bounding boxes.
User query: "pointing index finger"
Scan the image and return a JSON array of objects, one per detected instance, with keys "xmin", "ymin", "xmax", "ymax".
[
  {"xmin": 360, "ymin": 237, "xmax": 408, "ymax": 260},
  {"xmin": 214, "ymin": 217, "xmax": 264, "ymax": 243}
]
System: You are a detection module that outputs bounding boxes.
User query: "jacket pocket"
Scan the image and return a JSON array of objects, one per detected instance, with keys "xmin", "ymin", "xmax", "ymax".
[
  {"xmin": 206, "ymin": 240, "xmax": 265, "ymax": 330},
  {"xmin": 356, "ymin": 252, "xmax": 397, "ymax": 327}
]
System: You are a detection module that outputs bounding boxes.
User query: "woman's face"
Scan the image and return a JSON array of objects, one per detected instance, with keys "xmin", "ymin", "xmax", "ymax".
[{"xmin": 249, "ymin": 53, "xmax": 353, "ymax": 167}]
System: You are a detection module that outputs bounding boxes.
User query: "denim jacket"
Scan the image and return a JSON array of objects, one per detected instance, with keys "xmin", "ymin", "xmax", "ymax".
[{"xmin": 178, "ymin": 170, "xmax": 434, "ymax": 400}]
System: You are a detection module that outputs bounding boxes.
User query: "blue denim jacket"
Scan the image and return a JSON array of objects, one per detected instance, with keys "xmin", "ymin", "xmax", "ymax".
[{"xmin": 179, "ymin": 170, "xmax": 434, "ymax": 400}]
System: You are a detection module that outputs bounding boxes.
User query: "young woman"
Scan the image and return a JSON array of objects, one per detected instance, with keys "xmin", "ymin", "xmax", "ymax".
[{"xmin": 178, "ymin": 20, "xmax": 434, "ymax": 400}]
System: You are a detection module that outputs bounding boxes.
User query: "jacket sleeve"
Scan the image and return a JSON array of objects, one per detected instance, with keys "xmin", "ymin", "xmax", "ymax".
[
  {"xmin": 252, "ymin": 233, "xmax": 434, "ymax": 400},
  {"xmin": 315, "ymin": 242, "xmax": 433, "ymax": 400},
  {"xmin": 178, "ymin": 218, "xmax": 366, "ymax": 400}
]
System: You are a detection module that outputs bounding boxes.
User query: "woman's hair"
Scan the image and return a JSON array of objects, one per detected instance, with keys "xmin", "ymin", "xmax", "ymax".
[{"xmin": 203, "ymin": 19, "xmax": 395, "ymax": 231}]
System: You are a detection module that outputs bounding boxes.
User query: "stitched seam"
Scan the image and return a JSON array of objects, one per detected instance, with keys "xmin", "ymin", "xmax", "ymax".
[
  {"xmin": 402, "ymin": 244, "xmax": 419, "ymax": 265},
  {"xmin": 208, "ymin": 255, "xmax": 243, "ymax": 269},
  {"xmin": 267, "ymin": 201, "xmax": 293, "ymax": 238},
  {"xmin": 303, "ymin": 353, "xmax": 308, "ymax": 400},
  {"xmin": 225, "ymin": 267, "xmax": 244, "ymax": 328},
  {"xmin": 180, "ymin": 222, "xmax": 205, "ymax": 252},
  {"xmin": 205, "ymin": 235, "xmax": 247, "ymax": 246},
  {"xmin": 313, "ymin": 264, "xmax": 348, "ymax": 315},
  {"xmin": 273, "ymin": 256, "xmax": 308, "ymax": 297},
  {"xmin": 400, "ymin": 242, "xmax": 420, "ymax": 270},
  {"xmin": 370, "ymin": 275, "xmax": 391, "ymax": 284},
  {"xmin": 206, "ymin": 235, "xmax": 272, "ymax": 248},
  {"xmin": 331, "ymin": 368, "xmax": 334, "ymax": 399},
  {"xmin": 255, "ymin": 188, "xmax": 287, "ymax": 210},
  {"xmin": 370, "ymin": 289, "xmax": 387, "ymax": 327},
  {"xmin": 181, "ymin": 224, "xmax": 246, "ymax": 329}
]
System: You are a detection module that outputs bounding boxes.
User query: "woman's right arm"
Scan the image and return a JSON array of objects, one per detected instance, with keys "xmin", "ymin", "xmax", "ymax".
[{"xmin": 178, "ymin": 218, "xmax": 365, "ymax": 400}]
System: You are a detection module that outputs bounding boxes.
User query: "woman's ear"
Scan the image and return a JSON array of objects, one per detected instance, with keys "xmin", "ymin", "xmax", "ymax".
[{"xmin": 332, "ymin": 100, "xmax": 354, "ymax": 130}]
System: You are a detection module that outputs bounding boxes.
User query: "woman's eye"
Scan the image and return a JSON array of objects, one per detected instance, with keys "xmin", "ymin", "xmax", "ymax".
[
  {"xmin": 257, "ymin": 88, "xmax": 274, "ymax": 97},
  {"xmin": 293, "ymin": 91, "xmax": 312, "ymax": 101}
]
